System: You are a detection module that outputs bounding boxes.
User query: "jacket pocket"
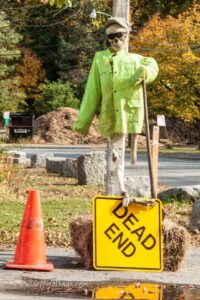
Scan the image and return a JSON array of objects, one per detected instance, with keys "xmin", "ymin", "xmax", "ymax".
[
  {"xmin": 126, "ymin": 97, "xmax": 142, "ymax": 110},
  {"xmin": 125, "ymin": 87, "xmax": 142, "ymax": 109},
  {"xmin": 128, "ymin": 107, "xmax": 144, "ymax": 125},
  {"xmin": 128, "ymin": 108, "xmax": 140, "ymax": 122}
]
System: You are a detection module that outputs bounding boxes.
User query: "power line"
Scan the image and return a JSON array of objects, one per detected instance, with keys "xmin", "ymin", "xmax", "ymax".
[
  {"xmin": 12, "ymin": 12, "xmax": 63, "ymax": 23},
  {"xmin": 1, "ymin": 4, "xmax": 199, "ymax": 31},
  {"xmin": 132, "ymin": 47, "xmax": 200, "ymax": 54},
  {"xmin": 0, "ymin": 35, "xmax": 200, "ymax": 54},
  {"xmin": 130, "ymin": 38, "xmax": 200, "ymax": 48},
  {"xmin": 0, "ymin": 4, "xmax": 45, "ymax": 11},
  {"xmin": 1, "ymin": 11, "xmax": 199, "ymax": 31},
  {"xmin": 0, "ymin": 36, "xmax": 199, "ymax": 53},
  {"xmin": 7, "ymin": 17, "xmax": 200, "ymax": 30},
  {"xmin": 25, "ymin": 44, "xmax": 58, "ymax": 49},
  {"xmin": 1, "ymin": 5, "xmax": 199, "ymax": 31},
  {"xmin": 16, "ymin": 19, "xmax": 69, "ymax": 28},
  {"xmin": 1, "ymin": 8, "xmax": 81, "ymax": 28},
  {"xmin": 0, "ymin": 46, "xmax": 200, "ymax": 58},
  {"xmin": 1, "ymin": 4, "xmax": 70, "ymax": 23},
  {"xmin": 0, "ymin": 18, "xmax": 69, "ymax": 29}
]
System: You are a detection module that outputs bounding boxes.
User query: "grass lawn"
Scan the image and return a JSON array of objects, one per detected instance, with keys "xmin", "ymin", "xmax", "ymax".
[
  {"xmin": 0, "ymin": 158, "xmax": 194, "ymax": 248},
  {"xmin": 0, "ymin": 162, "xmax": 103, "ymax": 247},
  {"xmin": 0, "ymin": 199, "xmax": 92, "ymax": 247}
]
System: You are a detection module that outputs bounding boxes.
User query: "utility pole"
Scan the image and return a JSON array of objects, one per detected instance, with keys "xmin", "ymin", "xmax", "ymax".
[
  {"xmin": 113, "ymin": 0, "xmax": 138, "ymax": 167},
  {"xmin": 112, "ymin": 0, "xmax": 129, "ymax": 19},
  {"xmin": 106, "ymin": 0, "xmax": 130, "ymax": 196}
]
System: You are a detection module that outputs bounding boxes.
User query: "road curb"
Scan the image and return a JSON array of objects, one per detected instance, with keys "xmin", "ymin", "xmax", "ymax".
[
  {"xmin": 1, "ymin": 144, "xmax": 200, "ymax": 160},
  {"xmin": 158, "ymin": 152, "xmax": 200, "ymax": 160},
  {"xmin": 0, "ymin": 247, "xmax": 200, "ymax": 289}
]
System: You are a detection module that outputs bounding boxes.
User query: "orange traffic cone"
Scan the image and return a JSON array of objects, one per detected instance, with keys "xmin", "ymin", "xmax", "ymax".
[{"xmin": 5, "ymin": 190, "xmax": 54, "ymax": 271}]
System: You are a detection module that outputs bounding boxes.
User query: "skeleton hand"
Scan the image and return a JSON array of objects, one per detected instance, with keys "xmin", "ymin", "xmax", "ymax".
[
  {"xmin": 133, "ymin": 66, "xmax": 147, "ymax": 86},
  {"xmin": 122, "ymin": 197, "xmax": 135, "ymax": 207},
  {"xmin": 122, "ymin": 196, "xmax": 155, "ymax": 207},
  {"xmin": 139, "ymin": 66, "xmax": 147, "ymax": 80}
]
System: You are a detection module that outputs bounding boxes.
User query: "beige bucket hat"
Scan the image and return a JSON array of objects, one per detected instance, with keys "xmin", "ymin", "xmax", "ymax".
[{"xmin": 105, "ymin": 17, "xmax": 131, "ymax": 33}]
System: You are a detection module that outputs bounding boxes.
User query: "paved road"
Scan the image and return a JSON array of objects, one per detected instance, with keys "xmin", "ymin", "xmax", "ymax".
[
  {"xmin": 0, "ymin": 247, "xmax": 200, "ymax": 293},
  {"xmin": 18, "ymin": 145, "xmax": 200, "ymax": 187}
]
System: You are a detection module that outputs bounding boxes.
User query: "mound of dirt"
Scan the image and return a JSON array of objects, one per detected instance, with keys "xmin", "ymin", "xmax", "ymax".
[
  {"xmin": 32, "ymin": 107, "xmax": 105, "ymax": 145},
  {"xmin": 32, "ymin": 107, "xmax": 200, "ymax": 145},
  {"xmin": 159, "ymin": 117, "xmax": 200, "ymax": 145}
]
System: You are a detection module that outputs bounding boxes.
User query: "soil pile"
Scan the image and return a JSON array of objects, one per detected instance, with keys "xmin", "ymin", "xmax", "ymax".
[
  {"xmin": 33, "ymin": 107, "xmax": 199, "ymax": 145},
  {"xmin": 159, "ymin": 117, "xmax": 199, "ymax": 145},
  {"xmin": 33, "ymin": 107, "xmax": 105, "ymax": 145}
]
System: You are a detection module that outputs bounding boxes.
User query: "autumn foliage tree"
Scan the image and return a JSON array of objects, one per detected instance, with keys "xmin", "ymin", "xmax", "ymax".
[
  {"xmin": 131, "ymin": 4, "xmax": 200, "ymax": 124},
  {"xmin": 16, "ymin": 50, "xmax": 46, "ymax": 111},
  {"xmin": 40, "ymin": 0, "xmax": 72, "ymax": 7},
  {"xmin": 2, "ymin": 0, "xmax": 199, "ymax": 122},
  {"xmin": 0, "ymin": 11, "xmax": 25, "ymax": 114}
]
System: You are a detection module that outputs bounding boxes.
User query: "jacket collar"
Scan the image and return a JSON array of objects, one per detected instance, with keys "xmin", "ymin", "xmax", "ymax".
[{"xmin": 107, "ymin": 48, "xmax": 126, "ymax": 56}]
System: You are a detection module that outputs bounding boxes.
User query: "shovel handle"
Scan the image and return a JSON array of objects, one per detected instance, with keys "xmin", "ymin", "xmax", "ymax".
[{"xmin": 142, "ymin": 80, "xmax": 157, "ymax": 198}]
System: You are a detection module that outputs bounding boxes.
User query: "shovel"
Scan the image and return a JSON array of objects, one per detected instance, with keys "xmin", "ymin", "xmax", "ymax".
[
  {"xmin": 123, "ymin": 80, "xmax": 157, "ymax": 207},
  {"xmin": 142, "ymin": 80, "xmax": 157, "ymax": 198}
]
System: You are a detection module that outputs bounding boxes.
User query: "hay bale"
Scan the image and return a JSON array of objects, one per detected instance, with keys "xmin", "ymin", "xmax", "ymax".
[
  {"xmin": 190, "ymin": 200, "xmax": 200, "ymax": 231},
  {"xmin": 69, "ymin": 217, "xmax": 190, "ymax": 271},
  {"xmin": 163, "ymin": 219, "xmax": 190, "ymax": 271},
  {"xmin": 69, "ymin": 216, "xmax": 93, "ymax": 269}
]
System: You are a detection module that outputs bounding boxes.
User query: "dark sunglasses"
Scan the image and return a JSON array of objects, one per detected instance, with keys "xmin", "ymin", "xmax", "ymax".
[{"xmin": 107, "ymin": 32, "xmax": 126, "ymax": 40}]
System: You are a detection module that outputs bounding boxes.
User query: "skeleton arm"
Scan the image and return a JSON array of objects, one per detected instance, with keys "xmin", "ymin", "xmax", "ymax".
[
  {"xmin": 73, "ymin": 54, "xmax": 102, "ymax": 135},
  {"xmin": 132, "ymin": 57, "xmax": 159, "ymax": 86},
  {"xmin": 130, "ymin": 56, "xmax": 159, "ymax": 164}
]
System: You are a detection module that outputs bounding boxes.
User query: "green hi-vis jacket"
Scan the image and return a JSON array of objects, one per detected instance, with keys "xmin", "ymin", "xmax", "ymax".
[{"xmin": 74, "ymin": 48, "xmax": 158, "ymax": 137}]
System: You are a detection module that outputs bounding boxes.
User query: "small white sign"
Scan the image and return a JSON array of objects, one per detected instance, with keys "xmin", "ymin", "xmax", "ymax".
[
  {"xmin": 157, "ymin": 115, "xmax": 166, "ymax": 127},
  {"xmin": 3, "ymin": 111, "xmax": 10, "ymax": 119}
]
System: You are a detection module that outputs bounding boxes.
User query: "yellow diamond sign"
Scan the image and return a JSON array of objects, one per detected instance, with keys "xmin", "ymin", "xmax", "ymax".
[{"xmin": 93, "ymin": 196, "xmax": 163, "ymax": 271}]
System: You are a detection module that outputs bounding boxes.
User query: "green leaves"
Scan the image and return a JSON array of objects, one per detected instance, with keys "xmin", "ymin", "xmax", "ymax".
[
  {"xmin": 0, "ymin": 11, "xmax": 25, "ymax": 113},
  {"xmin": 49, "ymin": 0, "xmax": 56, "ymax": 6},
  {"xmin": 132, "ymin": 4, "xmax": 200, "ymax": 123},
  {"xmin": 34, "ymin": 80, "xmax": 80, "ymax": 114},
  {"xmin": 49, "ymin": 0, "xmax": 72, "ymax": 8}
]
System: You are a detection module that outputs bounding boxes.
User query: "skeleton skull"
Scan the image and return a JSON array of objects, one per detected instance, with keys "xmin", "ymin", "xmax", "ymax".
[{"xmin": 106, "ymin": 24, "xmax": 128, "ymax": 52}]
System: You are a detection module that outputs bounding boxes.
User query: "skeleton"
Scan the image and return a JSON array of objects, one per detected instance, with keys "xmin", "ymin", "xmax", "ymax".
[
  {"xmin": 74, "ymin": 18, "xmax": 158, "ymax": 206},
  {"xmin": 105, "ymin": 20, "xmax": 155, "ymax": 207},
  {"xmin": 106, "ymin": 24, "xmax": 128, "ymax": 52},
  {"xmin": 106, "ymin": 21, "xmax": 133, "ymax": 200},
  {"xmin": 106, "ymin": 20, "xmax": 139, "ymax": 171}
]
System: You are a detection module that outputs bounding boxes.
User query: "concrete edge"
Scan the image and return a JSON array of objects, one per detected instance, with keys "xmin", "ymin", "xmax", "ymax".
[
  {"xmin": 0, "ymin": 277, "xmax": 199, "ymax": 295},
  {"xmin": 1, "ymin": 144, "xmax": 200, "ymax": 160}
]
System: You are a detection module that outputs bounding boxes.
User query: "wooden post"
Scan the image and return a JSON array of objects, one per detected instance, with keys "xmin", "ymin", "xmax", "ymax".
[
  {"xmin": 130, "ymin": 133, "xmax": 138, "ymax": 164},
  {"xmin": 112, "ymin": 0, "xmax": 129, "ymax": 19},
  {"xmin": 152, "ymin": 126, "xmax": 160, "ymax": 197},
  {"xmin": 142, "ymin": 80, "xmax": 157, "ymax": 198},
  {"xmin": 106, "ymin": 0, "xmax": 130, "ymax": 196},
  {"xmin": 130, "ymin": 134, "xmax": 139, "ymax": 165},
  {"xmin": 115, "ymin": 0, "xmax": 137, "ymax": 166}
]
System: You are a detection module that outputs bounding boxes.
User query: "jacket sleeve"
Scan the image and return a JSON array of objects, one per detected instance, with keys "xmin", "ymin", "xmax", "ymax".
[
  {"xmin": 132, "ymin": 56, "xmax": 159, "ymax": 86},
  {"xmin": 73, "ymin": 53, "xmax": 102, "ymax": 135}
]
